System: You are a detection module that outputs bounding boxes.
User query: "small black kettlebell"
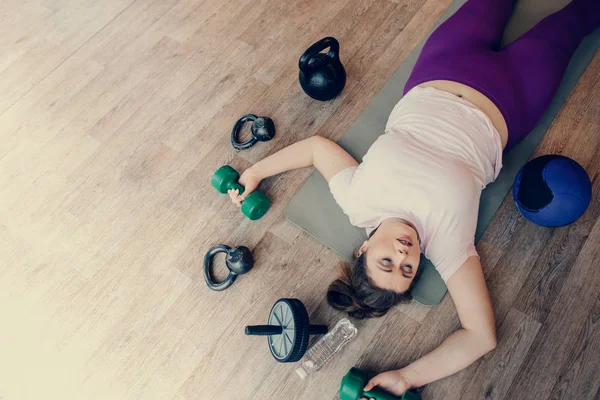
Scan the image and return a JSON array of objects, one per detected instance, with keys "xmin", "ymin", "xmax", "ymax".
[
  {"xmin": 203, "ymin": 244, "xmax": 254, "ymax": 291},
  {"xmin": 230, "ymin": 114, "xmax": 275, "ymax": 150},
  {"xmin": 299, "ymin": 37, "xmax": 346, "ymax": 101}
]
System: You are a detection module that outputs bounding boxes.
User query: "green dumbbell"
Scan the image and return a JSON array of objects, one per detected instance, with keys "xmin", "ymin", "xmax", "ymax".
[
  {"xmin": 211, "ymin": 165, "xmax": 271, "ymax": 220},
  {"xmin": 340, "ymin": 367, "xmax": 422, "ymax": 400}
]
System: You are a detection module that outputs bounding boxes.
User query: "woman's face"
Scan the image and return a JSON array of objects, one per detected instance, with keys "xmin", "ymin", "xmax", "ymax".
[{"xmin": 358, "ymin": 218, "xmax": 421, "ymax": 294}]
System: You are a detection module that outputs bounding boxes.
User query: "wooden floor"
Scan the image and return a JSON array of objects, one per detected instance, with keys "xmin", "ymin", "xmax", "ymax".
[{"xmin": 1, "ymin": 0, "xmax": 599, "ymax": 399}]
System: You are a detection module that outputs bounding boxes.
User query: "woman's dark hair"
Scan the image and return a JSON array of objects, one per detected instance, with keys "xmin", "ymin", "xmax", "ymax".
[{"xmin": 326, "ymin": 251, "xmax": 424, "ymax": 320}]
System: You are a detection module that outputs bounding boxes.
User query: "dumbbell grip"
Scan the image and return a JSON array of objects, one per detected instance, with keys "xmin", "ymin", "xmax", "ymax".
[
  {"xmin": 226, "ymin": 181, "xmax": 245, "ymax": 195},
  {"xmin": 245, "ymin": 325, "xmax": 283, "ymax": 335}
]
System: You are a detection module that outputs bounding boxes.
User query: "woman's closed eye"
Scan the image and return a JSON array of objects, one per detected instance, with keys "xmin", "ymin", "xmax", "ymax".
[{"xmin": 379, "ymin": 258, "xmax": 413, "ymax": 278}]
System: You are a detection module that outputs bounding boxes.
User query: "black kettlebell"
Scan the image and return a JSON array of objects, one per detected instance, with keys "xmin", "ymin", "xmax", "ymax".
[
  {"xmin": 299, "ymin": 37, "xmax": 346, "ymax": 101},
  {"xmin": 203, "ymin": 244, "xmax": 254, "ymax": 291},
  {"xmin": 231, "ymin": 114, "xmax": 276, "ymax": 150}
]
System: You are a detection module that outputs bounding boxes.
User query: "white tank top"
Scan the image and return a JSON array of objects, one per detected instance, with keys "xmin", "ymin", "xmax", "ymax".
[{"xmin": 328, "ymin": 86, "xmax": 503, "ymax": 282}]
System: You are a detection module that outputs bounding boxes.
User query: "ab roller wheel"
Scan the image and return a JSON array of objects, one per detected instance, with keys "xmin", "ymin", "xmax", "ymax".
[
  {"xmin": 211, "ymin": 165, "xmax": 271, "ymax": 220},
  {"xmin": 245, "ymin": 298, "xmax": 328, "ymax": 363},
  {"xmin": 340, "ymin": 367, "xmax": 422, "ymax": 400}
]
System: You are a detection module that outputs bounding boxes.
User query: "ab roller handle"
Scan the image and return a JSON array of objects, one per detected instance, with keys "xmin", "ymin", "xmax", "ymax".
[
  {"xmin": 245, "ymin": 324, "xmax": 328, "ymax": 336},
  {"xmin": 211, "ymin": 165, "xmax": 271, "ymax": 220}
]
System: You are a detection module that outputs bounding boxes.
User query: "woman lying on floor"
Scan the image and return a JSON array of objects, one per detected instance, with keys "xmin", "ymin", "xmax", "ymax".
[{"xmin": 228, "ymin": 0, "xmax": 600, "ymax": 395}]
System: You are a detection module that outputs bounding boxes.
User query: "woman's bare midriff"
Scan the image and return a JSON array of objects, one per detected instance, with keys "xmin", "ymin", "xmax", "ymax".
[{"xmin": 417, "ymin": 80, "xmax": 509, "ymax": 150}]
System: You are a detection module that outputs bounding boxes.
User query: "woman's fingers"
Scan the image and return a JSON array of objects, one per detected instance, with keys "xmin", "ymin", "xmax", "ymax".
[
  {"xmin": 364, "ymin": 376, "xmax": 380, "ymax": 392},
  {"xmin": 227, "ymin": 189, "xmax": 243, "ymax": 206}
]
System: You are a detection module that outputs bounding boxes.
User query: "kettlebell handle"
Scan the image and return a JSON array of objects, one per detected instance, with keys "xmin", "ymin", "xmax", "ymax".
[
  {"xmin": 299, "ymin": 37, "xmax": 340, "ymax": 73},
  {"xmin": 203, "ymin": 244, "xmax": 254, "ymax": 291},
  {"xmin": 231, "ymin": 114, "xmax": 259, "ymax": 150},
  {"xmin": 204, "ymin": 244, "xmax": 235, "ymax": 291}
]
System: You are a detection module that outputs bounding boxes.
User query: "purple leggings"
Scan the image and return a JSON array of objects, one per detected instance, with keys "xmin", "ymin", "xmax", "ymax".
[{"xmin": 404, "ymin": 0, "xmax": 600, "ymax": 151}]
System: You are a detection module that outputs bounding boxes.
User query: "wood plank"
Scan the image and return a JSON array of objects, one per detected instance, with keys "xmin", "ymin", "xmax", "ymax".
[
  {"xmin": 460, "ymin": 308, "xmax": 541, "ymax": 400},
  {"xmin": 505, "ymin": 216, "xmax": 600, "ymax": 399},
  {"xmin": 0, "ymin": 3, "xmax": 53, "ymax": 72},
  {"xmin": 530, "ymin": 53, "xmax": 600, "ymax": 157},
  {"xmin": 483, "ymin": 213, "xmax": 554, "ymax": 324},
  {"xmin": 398, "ymin": 300, "xmax": 432, "ymax": 323},
  {"xmin": 547, "ymin": 293, "xmax": 600, "ymax": 400},
  {"xmin": 269, "ymin": 214, "xmax": 304, "ymax": 245},
  {"xmin": 0, "ymin": 0, "xmax": 135, "ymax": 113},
  {"xmin": 0, "ymin": 34, "xmax": 185, "ymax": 213}
]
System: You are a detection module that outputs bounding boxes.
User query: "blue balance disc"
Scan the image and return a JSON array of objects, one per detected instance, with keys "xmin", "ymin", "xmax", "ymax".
[{"xmin": 513, "ymin": 155, "xmax": 592, "ymax": 227}]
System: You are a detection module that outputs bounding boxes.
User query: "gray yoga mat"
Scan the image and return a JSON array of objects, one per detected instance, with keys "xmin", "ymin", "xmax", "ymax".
[{"xmin": 284, "ymin": 0, "xmax": 600, "ymax": 305}]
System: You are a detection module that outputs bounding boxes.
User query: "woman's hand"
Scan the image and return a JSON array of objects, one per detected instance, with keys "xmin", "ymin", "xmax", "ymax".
[
  {"xmin": 227, "ymin": 167, "xmax": 263, "ymax": 206},
  {"xmin": 360, "ymin": 369, "xmax": 413, "ymax": 400}
]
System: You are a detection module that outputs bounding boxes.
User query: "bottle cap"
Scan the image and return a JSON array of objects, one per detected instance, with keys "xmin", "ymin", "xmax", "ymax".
[{"xmin": 295, "ymin": 366, "xmax": 308, "ymax": 380}]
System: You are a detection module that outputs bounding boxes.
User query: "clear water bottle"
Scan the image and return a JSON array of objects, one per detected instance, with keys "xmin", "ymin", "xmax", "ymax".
[{"xmin": 295, "ymin": 318, "xmax": 358, "ymax": 379}]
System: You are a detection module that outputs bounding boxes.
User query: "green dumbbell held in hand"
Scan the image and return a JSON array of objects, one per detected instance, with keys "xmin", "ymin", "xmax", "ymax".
[
  {"xmin": 211, "ymin": 165, "xmax": 271, "ymax": 220},
  {"xmin": 340, "ymin": 368, "xmax": 422, "ymax": 400}
]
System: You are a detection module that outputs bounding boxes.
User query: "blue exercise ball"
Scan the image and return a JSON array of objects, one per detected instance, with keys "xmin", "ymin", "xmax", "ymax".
[{"xmin": 513, "ymin": 155, "xmax": 592, "ymax": 227}]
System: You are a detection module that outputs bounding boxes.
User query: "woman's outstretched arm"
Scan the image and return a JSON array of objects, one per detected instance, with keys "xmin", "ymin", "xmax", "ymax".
[
  {"xmin": 251, "ymin": 135, "xmax": 358, "ymax": 182},
  {"xmin": 403, "ymin": 255, "xmax": 496, "ymax": 387},
  {"xmin": 364, "ymin": 255, "xmax": 497, "ymax": 396},
  {"xmin": 229, "ymin": 135, "xmax": 358, "ymax": 204}
]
